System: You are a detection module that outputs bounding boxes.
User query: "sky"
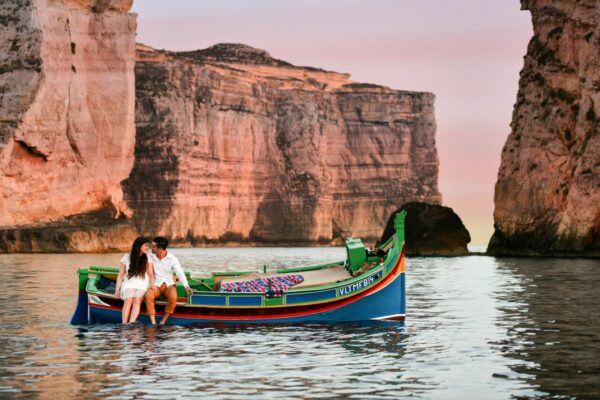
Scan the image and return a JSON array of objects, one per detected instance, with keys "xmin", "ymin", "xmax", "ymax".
[{"xmin": 131, "ymin": 0, "xmax": 533, "ymax": 245}]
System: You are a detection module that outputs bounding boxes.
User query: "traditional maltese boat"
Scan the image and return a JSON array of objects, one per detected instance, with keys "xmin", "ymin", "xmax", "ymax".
[{"xmin": 71, "ymin": 212, "xmax": 406, "ymax": 325}]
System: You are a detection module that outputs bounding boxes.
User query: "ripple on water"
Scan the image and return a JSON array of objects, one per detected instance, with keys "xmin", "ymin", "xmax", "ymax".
[{"xmin": 0, "ymin": 250, "xmax": 599, "ymax": 399}]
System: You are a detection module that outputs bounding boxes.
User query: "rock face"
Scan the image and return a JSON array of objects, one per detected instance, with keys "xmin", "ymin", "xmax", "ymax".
[
  {"xmin": 0, "ymin": 210, "xmax": 138, "ymax": 252},
  {"xmin": 127, "ymin": 44, "xmax": 441, "ymax": 245},
  {"xmin": 489, "ymin": 0, "xmax": 600, "ymax": 256},
  {"xmin": 378, "ymin": 203, "xmax": 471, "ymax": 256},
  {"xmin": 0, "ymin": 0, "xmax": 136, "ymax": 250}
]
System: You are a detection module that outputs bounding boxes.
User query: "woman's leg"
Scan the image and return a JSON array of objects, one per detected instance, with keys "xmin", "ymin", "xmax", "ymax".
[
  {"xmin": 122, "ymin": 296, "xmax": 133, "ymax": 324},
  {"xmin": 129, "ymin": 293, "xmax": 143, "ymax": 323}
]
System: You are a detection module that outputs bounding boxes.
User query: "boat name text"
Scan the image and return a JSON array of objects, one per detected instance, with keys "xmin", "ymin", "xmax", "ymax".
[{"xmin": 338, "ymin": 270, "xmax": 383, "ymax": 296}]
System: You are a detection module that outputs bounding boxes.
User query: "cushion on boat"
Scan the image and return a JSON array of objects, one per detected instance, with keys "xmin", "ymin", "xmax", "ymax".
[
  {"xmin": 218, "ymin": 274, "xmax": 304, "ymax": 297},
  {"xmin": 219, "ymin": 266, "xmax": 351, "ymax": 291}
]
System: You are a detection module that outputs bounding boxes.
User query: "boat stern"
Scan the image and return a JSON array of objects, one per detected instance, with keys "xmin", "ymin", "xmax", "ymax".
[{"xmin": 70, "ymin": 268, "xmax": 90, "ymax": 325}]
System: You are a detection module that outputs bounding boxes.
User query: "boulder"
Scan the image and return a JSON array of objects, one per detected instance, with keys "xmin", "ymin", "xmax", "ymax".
[{"xmin": 378, "ymin": 202, "xmax": 470, "ymax": 256}]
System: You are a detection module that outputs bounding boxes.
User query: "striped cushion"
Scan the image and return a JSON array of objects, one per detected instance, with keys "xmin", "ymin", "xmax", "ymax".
[{"xmin": 219, "ymin": 275, "xmax": 304, "ymax": 297}]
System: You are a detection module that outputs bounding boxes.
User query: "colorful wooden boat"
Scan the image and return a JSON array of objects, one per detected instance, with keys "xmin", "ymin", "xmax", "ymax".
[{"xmin": 71, "ymin": 212, "xmax": 406, "ymax": 325}]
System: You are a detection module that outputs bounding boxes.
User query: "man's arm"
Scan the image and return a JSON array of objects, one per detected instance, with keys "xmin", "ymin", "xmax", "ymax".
[{"xmin": 172, "ymin": 256, "xmax": 191, "ymax": 291}]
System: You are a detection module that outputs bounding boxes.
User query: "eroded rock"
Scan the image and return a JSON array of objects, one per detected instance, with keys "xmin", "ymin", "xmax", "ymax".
[
  {"xmin": 0, "ymin": 0, "xmax": 136, "ymax": 232},
  {"xmin": 126, "ymin": 44, "xmax": 441, "ymax": 245},
  {"xmin": 378, "ymin": 202, "xmax": 470, "ymax": 256},
  {"xmin": 489, "ymin": 0, "xmax": 600, "ymax": 257},
  {"xmin": 0, "ymin": 210, "xmax": 138, "ymax": 252}
]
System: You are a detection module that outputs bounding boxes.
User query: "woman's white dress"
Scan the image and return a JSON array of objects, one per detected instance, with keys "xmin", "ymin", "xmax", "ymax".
[{"xmin": 120, "ymin": 254, "xmax": 150, "ymax": 299}]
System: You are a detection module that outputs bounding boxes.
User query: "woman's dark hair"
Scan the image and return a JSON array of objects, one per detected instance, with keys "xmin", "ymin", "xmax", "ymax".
[{"xmin": 128, "ymin": 236, "xmax": 149, "ymax": 279}]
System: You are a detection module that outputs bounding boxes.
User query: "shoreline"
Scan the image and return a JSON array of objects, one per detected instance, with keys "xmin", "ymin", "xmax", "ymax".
[{"xmin": 1, "ymin": 245, "xmax": 597, "ymax": 259}]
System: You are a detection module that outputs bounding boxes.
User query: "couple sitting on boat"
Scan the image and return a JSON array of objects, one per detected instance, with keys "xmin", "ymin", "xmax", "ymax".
[{"xmin": 114, "ymin": 236, "xmax": 192, "ymax": 325}]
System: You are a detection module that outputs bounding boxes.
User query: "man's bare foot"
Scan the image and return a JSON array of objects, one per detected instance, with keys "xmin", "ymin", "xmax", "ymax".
[{"xmin": 159, "ymin": 314, "xmax": 170, "ymax": 325}]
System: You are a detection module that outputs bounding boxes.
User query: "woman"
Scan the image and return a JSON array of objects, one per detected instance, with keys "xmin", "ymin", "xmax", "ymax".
[{"xmin": 115, "ymin": 237, "xmax": 155, "ymax": 324}]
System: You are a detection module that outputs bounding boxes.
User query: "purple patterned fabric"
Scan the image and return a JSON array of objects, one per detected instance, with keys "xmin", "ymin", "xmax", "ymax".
[{"xmin": 219, "ymin": 274, "xmax": 304, "ymax": 297}]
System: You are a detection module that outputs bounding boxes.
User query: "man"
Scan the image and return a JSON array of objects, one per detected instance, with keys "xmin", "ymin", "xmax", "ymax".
[{"xmin": 145, "ymin": 236, "xmax": 192, "ymax": 325}]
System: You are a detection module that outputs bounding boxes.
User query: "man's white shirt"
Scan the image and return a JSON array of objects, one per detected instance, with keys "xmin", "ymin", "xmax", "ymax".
[{"xmin": 149, "ymin": 252, "xmax": 189, "ymax": 288}]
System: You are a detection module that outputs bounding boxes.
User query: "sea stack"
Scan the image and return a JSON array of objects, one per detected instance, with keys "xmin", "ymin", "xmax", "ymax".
[{"xmin": 489, "ymin": 0, "xmax": 600, "ymax": 257}]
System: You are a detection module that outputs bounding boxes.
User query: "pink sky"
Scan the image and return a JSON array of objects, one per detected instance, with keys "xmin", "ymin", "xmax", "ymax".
[{"xmin": 131, "ymin": 0, "xmax": 533, "ymax": 245}]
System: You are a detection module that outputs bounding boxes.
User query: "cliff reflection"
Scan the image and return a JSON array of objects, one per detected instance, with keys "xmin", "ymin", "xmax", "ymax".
[
  {"xmin": 494, "ymin": 258, "xmax": 600, "ymax": 399},
  {"xmin": 0, "ymin": 254, "xmax": 116, "ymax": 399}
]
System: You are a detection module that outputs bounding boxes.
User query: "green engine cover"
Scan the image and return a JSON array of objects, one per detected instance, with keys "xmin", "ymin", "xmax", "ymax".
[{"xmin": 345, "ymin": 238, "xmax": 366, "ymax": 273}]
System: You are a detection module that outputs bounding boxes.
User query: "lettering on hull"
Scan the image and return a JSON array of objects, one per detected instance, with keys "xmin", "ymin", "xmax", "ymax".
[{"xmin": 338, "ymin": 270, "xmax": 383, "ymax": 296}]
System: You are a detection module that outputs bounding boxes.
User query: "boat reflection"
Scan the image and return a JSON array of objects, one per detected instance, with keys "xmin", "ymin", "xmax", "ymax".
[{"xmin": 72, "ymin": 321, "xmax": 408, "ymax": 397}]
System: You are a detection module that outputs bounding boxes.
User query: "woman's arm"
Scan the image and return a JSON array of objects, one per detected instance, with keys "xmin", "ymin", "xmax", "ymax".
[
  {"xmin": 114, "ymin": 262, "xmax": 126, "ymax": 298},
  {"xmin": 147, "ymin": 262, "xmax": 156, "ymax": 292}
]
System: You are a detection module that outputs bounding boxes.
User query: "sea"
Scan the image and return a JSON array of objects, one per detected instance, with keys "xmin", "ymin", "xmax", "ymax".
[{"xmin": 0, "ymin": 247, "xmax": 598, "ymax": 399}]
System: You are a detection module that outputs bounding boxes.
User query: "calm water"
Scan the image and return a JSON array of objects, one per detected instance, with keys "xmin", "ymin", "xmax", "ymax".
[{"xmin": 0, "ymin": 248, "xmax": 598, "ymax": 399}]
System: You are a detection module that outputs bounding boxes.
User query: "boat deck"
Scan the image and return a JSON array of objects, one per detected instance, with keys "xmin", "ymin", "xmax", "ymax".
[{"xmin": 217, "ymin": 265, "xmax": 352, "ymax": 290}]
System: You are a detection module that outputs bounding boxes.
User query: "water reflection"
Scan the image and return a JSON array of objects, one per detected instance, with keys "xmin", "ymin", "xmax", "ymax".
[
  {"xmin": 71, "ymin": 323, "xmax": 408, "ymax": 399},
  {"xmin": 1, "ymin": 250, "xmax": 599, "ymax": 399},
  {"xmin": 494, "ymin": 258, "xmax": 600, "ymax": 399}
]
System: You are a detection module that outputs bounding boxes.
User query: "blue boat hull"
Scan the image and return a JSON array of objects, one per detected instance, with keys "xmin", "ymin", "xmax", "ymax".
[{"xmin": 87, "ymin": 267, "xmax": 405, "ymax": 325}]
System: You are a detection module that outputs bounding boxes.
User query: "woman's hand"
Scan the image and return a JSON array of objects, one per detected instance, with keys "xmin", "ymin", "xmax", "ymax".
[
  {"xmin": 147, "ymin": 262, "xmax": 156, "ymax": 293},
  {"xmin": 115, "ymin": 262, "xmax": 126, "ymax": 300}
]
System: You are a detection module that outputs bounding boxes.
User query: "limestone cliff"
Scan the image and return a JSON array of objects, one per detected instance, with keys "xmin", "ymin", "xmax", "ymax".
[
  {"xmin": 489, "ymin": 0, "xmax": 600, "ymax": 256},
  {"xmin": 127, "ymin": 44, "xmax": 441, "ymax": 245},
  {"xmin": 0, "ymin": 0, "xmax": 136, "ymax": 237}
]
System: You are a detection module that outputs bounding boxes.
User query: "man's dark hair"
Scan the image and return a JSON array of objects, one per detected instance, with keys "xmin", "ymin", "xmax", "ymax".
[{"xmin": 153, "ymin": 236, "xmax": 169, "ymax": 250}]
